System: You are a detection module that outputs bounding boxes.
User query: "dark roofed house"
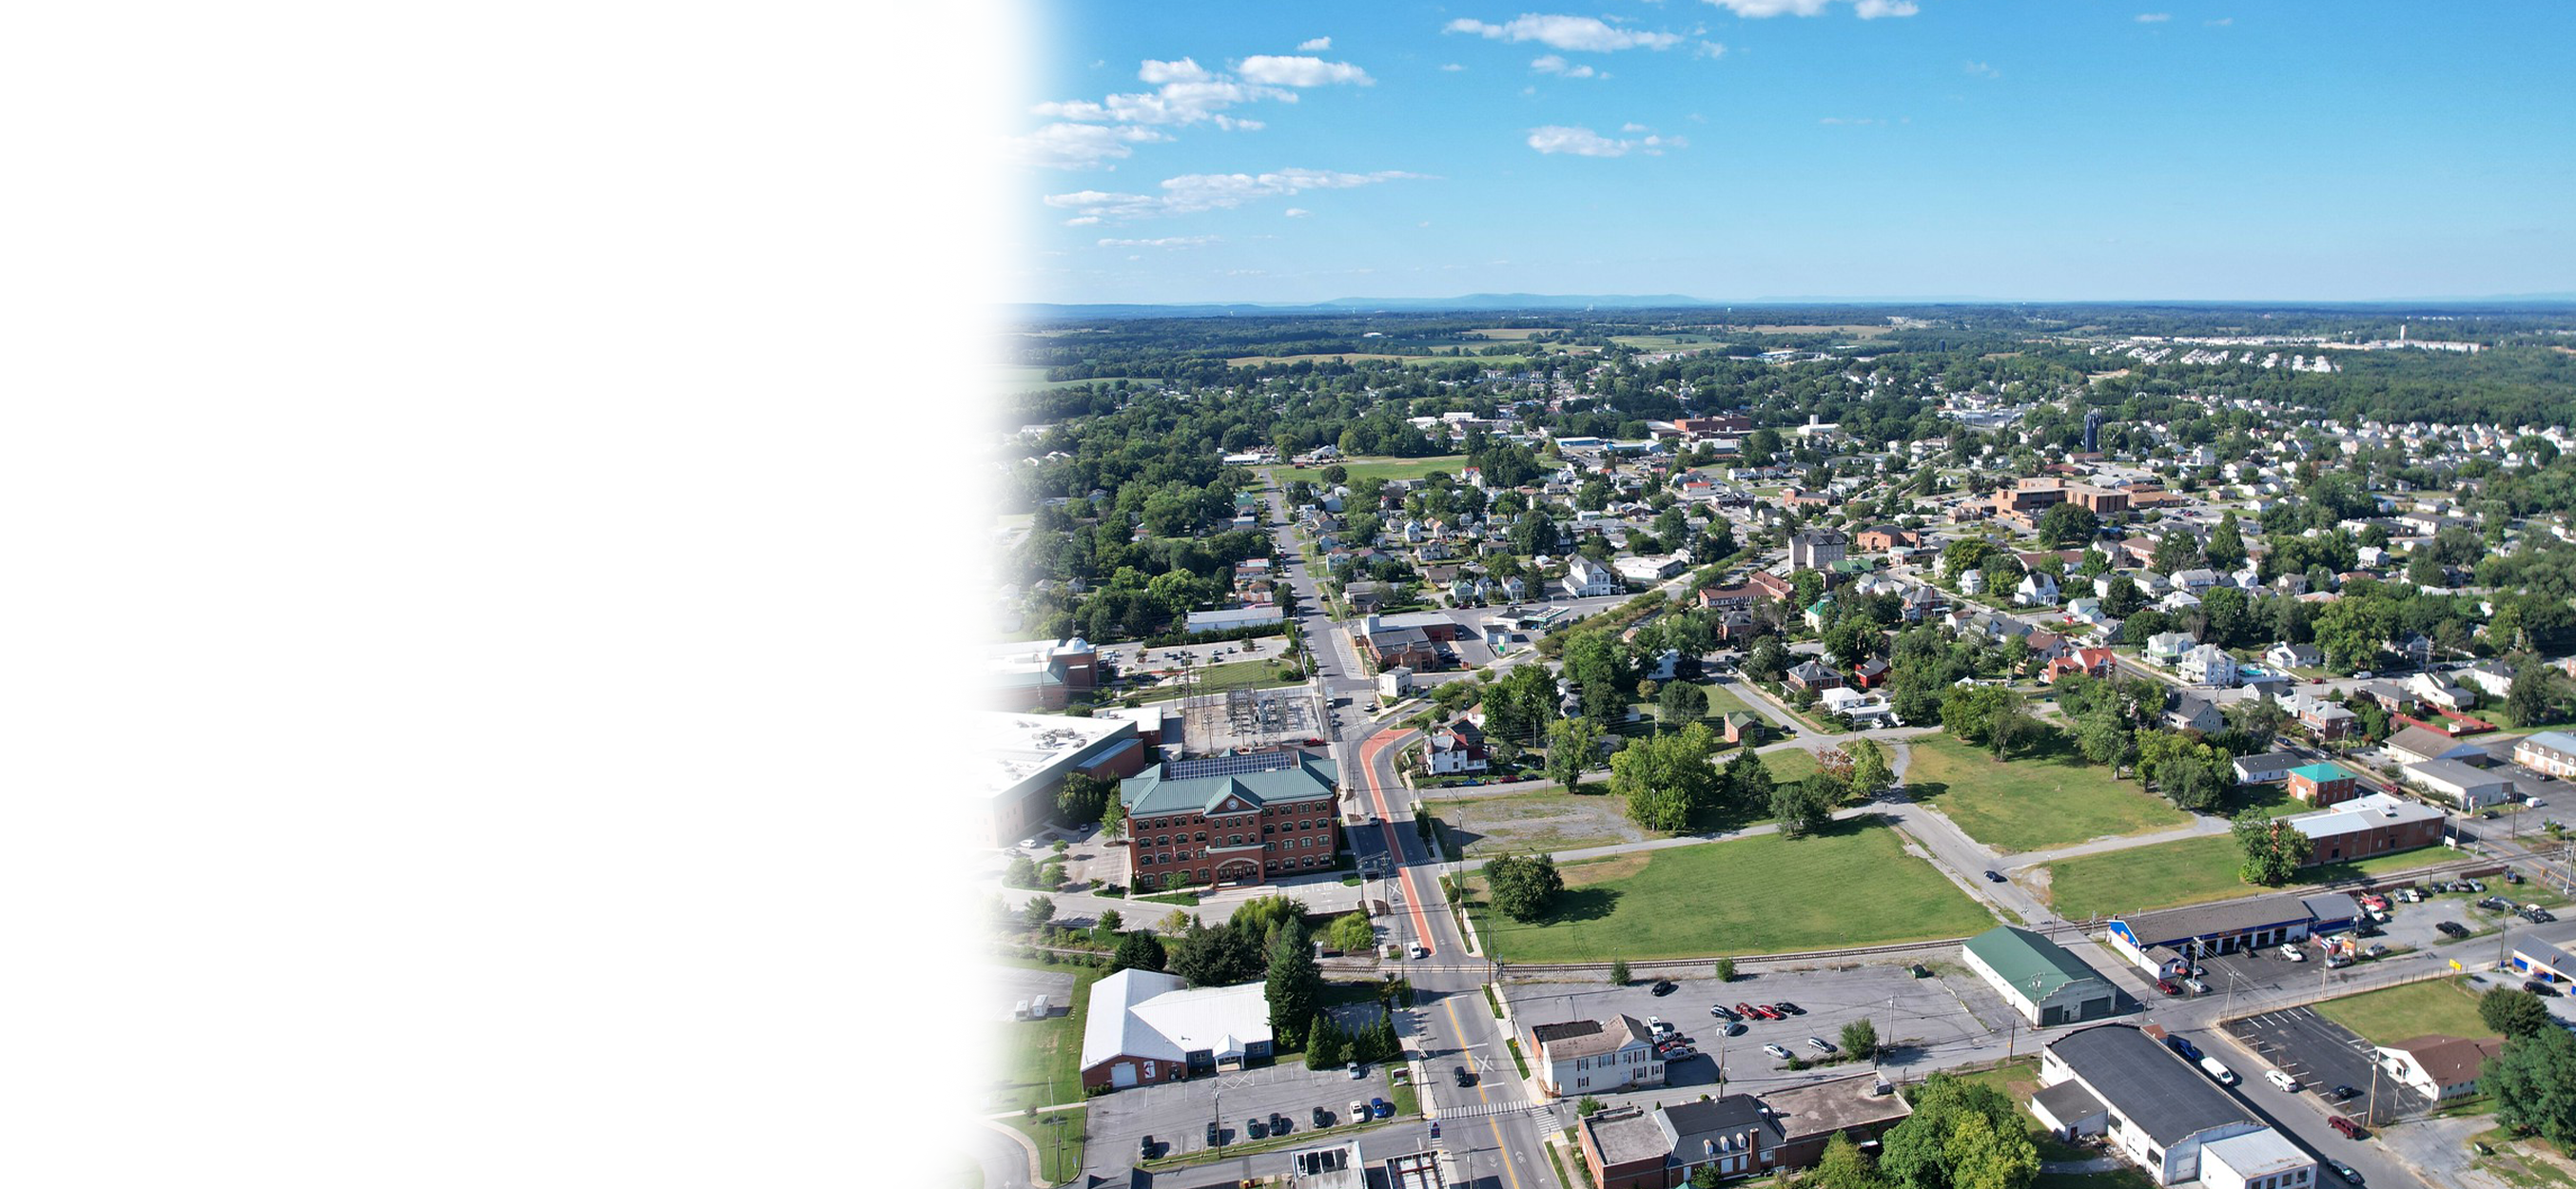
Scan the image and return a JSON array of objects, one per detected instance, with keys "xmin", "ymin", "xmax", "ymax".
[
  {"xmin": 2375, "ymin": 1035, "xmax": 2506, "ymax": 1102},
  {"xmin": 1786, "ymin": 658, "xmax": 1844, "ymax": 692}
]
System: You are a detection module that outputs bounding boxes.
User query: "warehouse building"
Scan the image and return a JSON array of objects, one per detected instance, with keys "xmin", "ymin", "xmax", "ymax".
[
  {"xmin": 2032, "ymin": 1023, "xmax": 2288, "ymax": 1186},
  {"xmin": 1961, "ymin": 926, "xmax": 2120, "ymax": 1026},
  {"xmin": 2282, "ymin": 792, "xmax": 2447, "ymax": 866}
]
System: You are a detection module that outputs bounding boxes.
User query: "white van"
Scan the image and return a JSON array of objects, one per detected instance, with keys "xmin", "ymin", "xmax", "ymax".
[
  {"xmin": 1030, "ymin": 994, "xmax": 1051, "ymax": 1019},
  {"xmin": 2199, "ymin": 1056, "xmax": 2238, "ymax": 1085},
  {"xmin": 2265, "ymin": 1069, "xmax": 2302, "ymax": 1092}
]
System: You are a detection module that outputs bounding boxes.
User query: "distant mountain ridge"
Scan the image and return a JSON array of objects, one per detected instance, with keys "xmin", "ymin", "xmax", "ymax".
[{"xmin": 1010, "ymin": 292, "xmax": 2576, "ymax": 320}]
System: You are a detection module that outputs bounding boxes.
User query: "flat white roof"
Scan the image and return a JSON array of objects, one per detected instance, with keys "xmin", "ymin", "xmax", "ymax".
[
  {"xmin": 2201, "ymin": 1128, "xmax": 2311, "ymax": 1179},
  {"xmin": 2285, "ymin": 791, "xmax": 2444, "ymax": 841},
  {"xmin": 980, "ymin": 711, "xmax": 1133, "ymax": 797}
]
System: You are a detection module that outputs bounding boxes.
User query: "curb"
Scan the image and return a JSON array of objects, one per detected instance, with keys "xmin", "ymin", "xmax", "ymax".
[{"xmin": 978, "ymin": 1118, "xmax": 1047, "ymax": 1186}]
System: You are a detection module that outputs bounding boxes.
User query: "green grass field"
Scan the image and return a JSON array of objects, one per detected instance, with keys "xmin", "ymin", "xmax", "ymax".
[
  {"xmin": 1904, "ymin": 732, "xmax": 2190, "ymax": 854},
  {"xmin": 1129, "ymin": 658, "xmax": 1303, "ymax": 702},
  {"xmin": 911, "ymin": 1142, "xmax": 979, "ymax": 1189},
  {"xmin": 952, "ymin": 362, "xmax": 1122, "ymax": 399},
  {"xmin": 992, "ymin": 956, "xmax": 1107, "ymax": 1113},
  {"xmin": 1758, "ymin": 747, "xmax": 1823, "ymax": 786},
  {"xmin": 1465, "ymin": 818, "xmax": 1998, "ymax": 961},
  {"xmin": 2043, "ymin": 835, "xmax": 2458, "ymax": 922},
  {"xmin": 1001, "ymin": 1107, "xmax": 1088, "ymax": 1184},
  {"xmin": 1272, "ymin": 456, "xmax": 1474, "ymax": 485},
  {"xmin": 1416, "ymin": 790, "xmax": 1633, "ymax": 855},
  {"xmin": 2314, "ymin": 976, "xmax": 2499, "ymax": 1047}
]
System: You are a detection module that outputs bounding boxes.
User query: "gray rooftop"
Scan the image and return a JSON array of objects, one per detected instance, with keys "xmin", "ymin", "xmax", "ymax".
[
  {"xmin": 2116, "ymin": 891, "xmax": 2321, "ymax": 948},
  {"xmin": 2031, "ymin": 1079, "xmax": 2109, "ymax": 1126},
  {"xmin": 2047, "ymin": 1024, "xmax": 2255, "ymax": 1146}
]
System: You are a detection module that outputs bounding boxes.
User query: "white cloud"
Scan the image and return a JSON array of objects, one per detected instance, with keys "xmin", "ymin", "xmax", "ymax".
[
  {"xmin": 1044, "ymin": 168, "xmax": 1429, "ymax": 222},
  {"xmin": 1963, "ymin": 60, "xmax": 2000, "ymax": 78},
  {"xmin": 1439, "ymin": 63, "xmax": 1466, "ymax": 71},
  {"xmin": 1818, "ymin": 116, "xmax": 1881, "ymax": 125},
  {"xmin": 1444, "ymin": 14, "xmax": 1684, "ymax": 51},
  {"xmin": 1097, "ymin": 235, "xmax": 1220, "ymax": 249},
  {"xmin": 2206, "ymin": 16, "xmax": 2233, "ymax": 26},
  {"xmin": 1530, "ymin": 54, "xmax": 1600, "ymax": 78},
  {"xmin": 1139, "ymin": 57, "xmax": 1212, "ymax": 84},
  {"xmin": 1695, "ymin": 40, "xmax": 1729, "ymax": 58},
  {"xmin": 1064, "ymin": 216, "xmax": 1102, "ymax": 226},
  {"xmin": 1703, "ymin": 0, "xmax": 1917, "ymax": 16},
  {"xmin": 1283, "ymin": 207, "xmax": 1312, "ymax": 217},
  {"xmin": 1237, "ymin": 55, "xmax": 1375, "ymax": 87},
  {"xmin": 1298, "ymin": 36, "xmax": 1333, "ymax": 51},
  {"xmin": 1621, "ymin": 122, "xmax": 1649, "ymax": 132},
  {"xmin": 2136, "ymin": 12, "xmax": 2171, "ymax": 22},
  {"xmin": 1010, "ymin": 122, "xmax": 1173, "ymax": 169},
  {"xmin": 1526, "ymin": 125, "xmax": 1685, "ymax": 156}
]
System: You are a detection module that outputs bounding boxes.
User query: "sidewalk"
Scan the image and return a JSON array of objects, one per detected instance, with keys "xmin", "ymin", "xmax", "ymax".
[{"xmin": 2000, "ymin": 813, "xmax": 2234, "ymax": 868}]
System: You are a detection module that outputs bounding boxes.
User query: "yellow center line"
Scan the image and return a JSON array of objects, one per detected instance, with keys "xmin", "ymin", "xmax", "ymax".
[{"xmin": 1442, "ymin": 994, "xmax": 1528, "ymax": 1189}]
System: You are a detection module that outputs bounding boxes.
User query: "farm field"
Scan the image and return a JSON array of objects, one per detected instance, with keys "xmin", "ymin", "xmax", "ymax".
[
  {"xmin": 2313, "ymin": 976, "xmax": 2498, "ymax": 1046},
  {"xmin": 1465, "ymin": 817, "xmax": 1996, "ymax": 961},
  {"xmin": 1904, "ymin": 731, "xmax": 2190, "ymax": 854}
]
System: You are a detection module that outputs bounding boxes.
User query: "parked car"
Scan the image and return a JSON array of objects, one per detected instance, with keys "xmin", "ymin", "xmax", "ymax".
[
  {"xmin": 2328, "ymin": 1115, "xmax": 2364, "ymax": 1140},
  {"xmin": 1141, "ymin": 1135, "xmax": 1157, "ymax": 1160},
  {"xmin": 2329, "ymin": 1160, "xmax": 2363, "ymax": 1183},
  {"xmin": 2266, "ymin": 1069, "xmax": 2302, "ymax": 1092},
  {"xmin": 1722, "ymin": 1021, "xmax": 1747, "ymax": 1036},
  {"xmin": 1371, "ymin": 1098, "xmax": 1393, "ymax": 1120},
  {"xmin": 1207, "ymin": 1121, "xmax": 1220, "ymax": 1146},
  {"xmin": 1735, "ymin": 1002, "xmax": 1759, "ymax": 1019},
  {"xmin": 2280, "ymin": 945, "xmax": 2307, "ymax": 962},
  {"xmin": 2166, "ymin": 1036, "xmax": 2201, "ymax": 1061},
  {"xmin": 1313, "ymin": 1105, "xmax": 1330, "ymax": 1128},
  {"xmin": 2330, "ymin": 1083, "xmax": 2358, "ymax": 1101},
  {"xmin": 1774, "ymin": 1002, "xmax": 1805, "ymax": 1016},
  {"xmin": 1982, "ymin": 869, "xmax": 2006, "ymax": 883},
  {"xmin": 1763, "ymin": 1043, "xmax": 1793, "ymax": 1060},
  {"xmin": 1759, "ymin": 1004, "xmax": 1787, "ymax": 1020},
  {"xmin": 1806, "ymin": 1036, "xmax": 1836, "ymax": 1053},
  {"xmin": 2438, "ymin": 921, "xmax": 2471, "ymax": 938},
  {"xmin": 1349, "ymin": 1101, "xmax": 1367, "ymax": 1124},
  {"xmin": 2156, "ymin": 979, "xmax": 2182, "ymax": 996},
  {"xmin": 1651, "ymin": 980, "xmax": 1678, "ymax": 996},
  {"xmin": 1272, "ymin": 1113, "xmax": 1290, "ymax": 1137},
  {"xmin": 1709, "ymin": 1004, "xmax": 1736, "ymax": 1020},
  {"xmin": 2527, "ymin": 980, "xmax": 2562, "ymax": 997},
  {"xmin": 2183, "ymin": 977, "xmax": 2210, "ymax": 994},
  {"xmin": 1663, "ymin": 1045, "xmax": 1698, "ymax": 1061},
  {"xmin": 1648, "ymin": 1017, "xmax": 1671, "ymax": 1036},
  {"xmin": 1348, "ymin": 1062, "xmax": 1365, "ymax": 1079},
  {"xmin": 2366, "ymin": 944, "xmax": 2389, "ymax": 957},
  {"xmin": 1247, "ymin": 1119, "xmax": 1267, "ymax": 1140}
]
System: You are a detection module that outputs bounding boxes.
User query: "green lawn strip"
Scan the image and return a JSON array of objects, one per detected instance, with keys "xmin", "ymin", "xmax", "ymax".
[
  {"xmin": 1390, "ymin": 1079, "xmax": 1421, "ymax": 1118},
  {"xmin": 911, "ymin": 1142, "xmax": 979, "ymax": 1189},
  {"xmin": 1553, "ymin": 1128, "xmax": 1597, "ymax": 1189},
  {"xmin": 1697, "ymin": 681, "xmax": 1761, "ymax": 722},
  {"xmin": 1466, "ymin": 818, "xmax": 1996, "ymax": 962},
  {"xmin": 999, "ymin": 1105, "xmax": 1087, "ymax": 1184},
  {"xmin": 989, "ymin": 955, "xmax": 1108, "ymax": 1113},
  {"xmin": 1273, "ymin": 457, "xmax": 1473, "ymax": 485},
  {"xmin": 1508, "ymin": 1038, "xmax": 1533, "ymax": 1079},
  {"xmin": 2313, "ymin": 976, "xmax": 2500, "ymax": 1047},
  {"xmin": 2043, "ymin": 835, "xmax": 2459, "ymax": 921},
  {"xmin": 1758, "ymin": 747, "xmax": 1823, "ymax": 786},
  {"xmin": 1484, "ymin": 984, "xmax": 1505, "ymax": 1018},
  {"xmin": 1903, "ymin": 731, "xmax": 2189, "ymax": 853}
]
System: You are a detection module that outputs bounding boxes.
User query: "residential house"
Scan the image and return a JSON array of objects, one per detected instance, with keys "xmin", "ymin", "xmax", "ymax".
[
  {"xmin": 1425, "ymin": 723, "xmax": 1490, "ymax": 775},
  {"xmin": 2408, "ymin": 671, "xmax": 2478, "ymax": 711},
  {"xmin": 2387, "ymin": 725, "xmax": 2485, "ymax": 766},
  {"xmin": 2179, "ymin": 643, "xmax": 2240, "ymax": 687},
  {"xmin": 2017, "ymin": 572, "xmax": 2061, "ymax": 607},
  {"xmin": 2512, "ymin": 731, "xmax": 2576, "ymax": 779},
  {"xmin": 1851, "ymin": 658, "xmax": 1890, "ymax": 689},
  {"xmin": 2047, "ymin": 647, "xmax": 2119, "ymax": 683},
  {"xmin": 1719, "ymin": 711, "xmax": 1764, "ymax": 745},
  {"xmin": 2278, "ymin": 692, "xmax": 2355, "ymax": 741},
  {"xmin": 2463, "ymin": 662, "xmax": 2517, "ymax": 699},
  {"xmin": 1786, "ymin": 658, "xmax": 1844, "ymax": 693},
  {"xmin": 1804, "ymin": 597, "xmax": 1836, "ymax": 633},
  {"xmin": 2171, "ymin": 568, "xmax": 2221, "ymax": 592},
  {"xmin": 2373, "ymin": 1036, "xmax": 2506, "ymax": 1103},
  {"xmin": 1563, "ymin": 555, "xmax": 1620, "ymax": 598},
  {"xmin": 2265, "ymin": 642, "xmax": 2324, "ymax": 671},
  {"xmin": 1531, "ymin": 1015, "xmax": 1665, "ymax": 1098},
  {"xmin": 2352, "ymin": 679, "xmax": 2416, "ymax": 714},
  {"xmin": 1820, "ymin": 686, "xmax": 1898, "ymax": 725},
  {"xmin": 2233, "ymin": 751, "xmax": 2301, "ymax": 786},
  {"xmin": 1575, "ymin": 1075, "xmax": 1912, "ymax": 1189},
  {"xmin": 2145, "ymin": 632, "xmax": 2199, "ymax": 663},
  {"xmin": 2284, "ymin": 763, "xmax": 2359, "ymax": 807},
  {"xmin": 2163, "ymin": 692, "xmax": 2223, "ymax": 734}
]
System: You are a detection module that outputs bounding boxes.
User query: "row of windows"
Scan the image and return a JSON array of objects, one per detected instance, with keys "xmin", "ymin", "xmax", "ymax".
[{"xmin": 1131, "ymin": 804, "xmax": 1337, "ymax": 834}]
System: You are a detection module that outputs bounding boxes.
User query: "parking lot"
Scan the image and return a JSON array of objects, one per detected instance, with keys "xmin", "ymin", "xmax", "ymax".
[
  {"xmin": 1502, "ymin": 961, "xmax": 2021, "ymax": 1106},
  {"xmin": 2222, "ymin": 1004, "xmax": 2426, "ymax": 1126},
  {"xmin": 1082, "ymin": 1053, "xmax": 1407, "ymax": 1171},
  {"xmin": 987, "ymin": 965, "xmax": 1075, "ymax": 1024}
]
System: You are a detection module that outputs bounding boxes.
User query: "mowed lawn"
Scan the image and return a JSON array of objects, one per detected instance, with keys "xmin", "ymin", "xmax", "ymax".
[
  {"xmin": 993, "ymin": 958, "xmax": 1107, "ymax": 1112},
  {"xmin": 1905, "ymin": 732, "xmax": 2189, "ymax": 854},
  {"xmin": 2043, "ymin": 834, "xmax": 2458, "ymax": 922},
  {"xmin": 2315, "ymin": 977, "xmax": 2499, "ymax": 1047},
  {"xmin": 1272, "ymin": 456, "xmax": 1473, "ymax": 485},
  {"xmin": 1130, "ymin": 658, "xmax": 1301, "ymax": 702},
  {"xmin": 1467, "ymin": 818, "xmax": 1997, "ymax": 961},
  {"xmin": 1756, "ymin": 747, "xmax": 1823, "ymax": 786}
]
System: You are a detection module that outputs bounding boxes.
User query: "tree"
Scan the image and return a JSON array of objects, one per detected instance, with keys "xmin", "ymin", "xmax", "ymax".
[
  {"xmin": 1057, "ymin": 772, "xmax": 1114, "ymax": 826},
  {"xmin": 1774, "ymin": 773, "xmax": 1838, "ymax": 838},
  {"xmin": 1747, "ymin": 637, "xmax": 1790, "ymax": 683},
  {"xmin": 1023, "ymin": 896, "xmax": 1057, "ymax": 930},
  {"xmin": 1305, "ymin": 1013, "xmax": 1347, "ymax": 1069},
  {"xmin": 1576, "ymin": 1095, "xmax": 1605, "ymax": 1117},
  {"xmin": 1690, "ymin": 1163, "xmax": 1725, "ymax": 1189},
  {"xmin": 2073, "ymin": 698, "xmax": 2135, "ymax": 770},
  {"xmin": 2203, "ymin": 511, "xmax": 2247, "ymax": 570},
  {"xmin": 1723, "ymin": 750, "xmax": 1776, "ymax": 813},
  {"xmin": 1168, "ymin": 917, "xmax": 1262, "ymax": 987},
  {"xmin": 2035, "ymin": 502, "xmax": 2098, "ymax": 547},
  {"xmin": 2232, "ymin": 810, "xmax": 2314, "ymax": 886},
  {"xmin": 1840, "ymin": 1018, "xmax": 1880, "ymax": 1061},
  {"xmin": 2488, "ymin": 1026, "xmax": 2576, "ymax": 1153},
  {"xmin": 2153, "ymin": 530, "xmax": 2204, "ymax": 575},
  {"xmin": 1714, "ymin": 957, "xmax": 1737, "ymax": 983},
  {"xmin": 1265, "ymin": 920, "xmax": 1322, "ymax": 1049},
  {"xmin": 1610, "ymin": 722, "xmax": 1722, "ymax": 833},
  {"xmin": 1327, "ymin": 912, "xmax": 1375, "ymax": 955},
  {"xmin": 1659, "ymin": 680, "xmax": 1709, "ymax": 730},
  {"xmin": 1847, "ymin": 739, "xmax": 1895, "ymax": 802},
  {"xmin": 1609, "ymin": 958, "xmax": 1630, "ymax": 985},
  {"xmin": 1005, "ymin": 855, "xmax": 1042, "ymax": 890},
  {"xmin": 1879, "ymin": 1072, "xmax": 2038, "ymax": 1189},
  {"xmin": 1548, "ymin": 716, "xmax": 1604, "ymax": 793},
  {"xmin": 1096, "ymin": 908, "xmax": 1122, "ymax": 933},
  {"xmin": 1808, "ymin": 1133, "xmax": 1892, "ymax": 1189},
  {"xmin": 1111, "ymin": 929, "xmax": 1167, "ymax": 973},
  {"xmin": 2485, "ymin": 987, "xmax": 2557, "ymax": 1039},
  {"xmin": 1100, "ymin": 797, "xmax": 1127, "ymax": 842},
  {"xmin": 2511, "ymin": 660, "xmax": 2568, "ymax": 728},
  {"xmin": 1487, "ymin": 852, "xmax": 1566, "ymax": 923}
]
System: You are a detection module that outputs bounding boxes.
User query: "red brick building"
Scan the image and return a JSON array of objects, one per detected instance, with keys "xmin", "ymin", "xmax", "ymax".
[
  {"xmin": 1117, "ymin": 753, "xmax": 1341, "ymax": 889},
  {"xmin": 2286, "ymin": 763, "xmax": 2359, "ymax": 807}
]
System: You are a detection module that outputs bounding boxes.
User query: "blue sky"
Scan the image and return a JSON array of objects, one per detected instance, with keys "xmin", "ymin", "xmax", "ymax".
[{"xmin": 1009, "ymin": 2, "xmax": 2576, "ymax": 304}]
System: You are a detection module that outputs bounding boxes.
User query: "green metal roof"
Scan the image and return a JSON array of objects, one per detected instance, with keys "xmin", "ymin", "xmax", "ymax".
[
  {"xmin": 1963, "ymin": 926, "xmax": 2106, "ymax": 1003},
  {"xmin": 1119, "ymin": 755, "xmax": 1339, "ymax": 817},
  {"xmin": 2288, "ymin": 763, "xmax": 2351, "ymax": 784}
]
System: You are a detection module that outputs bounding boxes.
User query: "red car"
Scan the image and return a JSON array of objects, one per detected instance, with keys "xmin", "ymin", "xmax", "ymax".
[
  {"xmin": 2328, "ymin": 1116, "xmax": 2363, "ymax": 1140},
  {"xmin": 2156, "ymin": 979, "xmax": 2182, "ymax": 996},
  {"xmin": 1755, "ymin": 1004, "xmax": 1786, "ymax": 1021},
  {"xmin": 1735, "ymin": 1002, "xmax": 1758, "ymax": 1019}
]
